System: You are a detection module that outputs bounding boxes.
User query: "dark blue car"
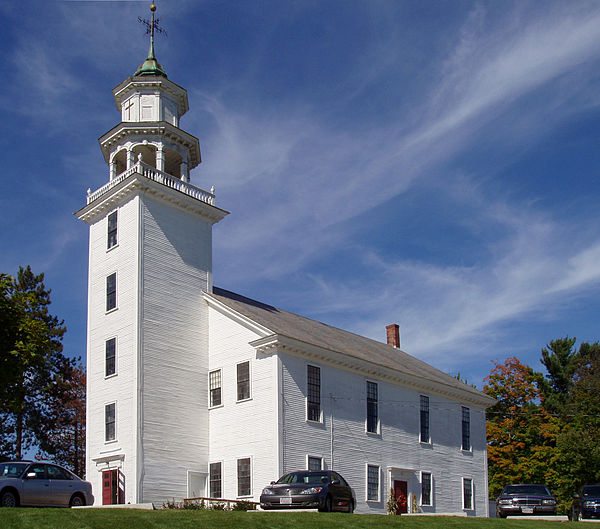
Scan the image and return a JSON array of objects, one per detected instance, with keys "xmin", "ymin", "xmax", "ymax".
[
  {"xmin": 260, "ymin": 470, "xmax": 355, "ymax": 513},
  {"xmin": 580, "ymin": 484, "xmax": 600, "ymax": 520}
]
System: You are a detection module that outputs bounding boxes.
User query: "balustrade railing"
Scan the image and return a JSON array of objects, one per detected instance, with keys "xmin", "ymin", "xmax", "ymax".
[{"xmin": 86, "ymin": 161, "xmax": 215, "ymax": 206}]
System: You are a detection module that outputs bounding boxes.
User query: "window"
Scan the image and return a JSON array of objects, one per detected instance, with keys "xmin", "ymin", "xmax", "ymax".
[
  {"xmin": 421, "ymin": 472, "xmax": 432, "ymax": 506},
  {"xmin": 107, "ymin": 211, "xmax": 118, "ymax": 249},
  {"xmin": 105, "ymin": 403, "xmax": 116, "ymax": 442},
  {"xmin": 209, "ymin": 462, "xmax": 222, "ymax": 498},
  {"xmin": 307, "ymin": 365, "xmax": 321, "ymax": 422},
  {"xmin": 420, "ymin": 395, "xmax": 430, "ymax": 443},
  {"xmin": 237, "ymin": 362, "xmax": 250, "ymax": 401},
  {"xmin": 367, "ymin": 465, "xmax": 380, "ymax": 501},
  {"xmin": 463, "ymin": 478, "xmax": 473, "ymax": 510},
  {"xmin": 105, "ymin": 338, "xmax": 116, "ymax": 377},
  {"xmin": 461, "ymin": 406, "xmax": 470, "ymax": 451},
  {"xmin": 366, "ymin": 381, "xmax": 378, "ymax": 433},
  {"xmin": 237, "ymin": 458, "xmax": 251, "ymax": 496},
  {"xmin": 308, "ymin": 456, "xmax": 322, "ymax": 471},
  {"xmin": 209, "ymin": 370, "xmax": 222, "ymax": 407},
  {"xmin": 47, "ymin": 465, "xmax": 72, "ymax": 480},
  {"xmin": 106, "ymin": 273, "xmax": 117, "ymax": 312}
]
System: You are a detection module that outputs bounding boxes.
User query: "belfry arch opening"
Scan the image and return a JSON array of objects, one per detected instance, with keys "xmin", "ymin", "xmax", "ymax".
[
  {"xmin": 164, "ymin": 148, "xmax": 183, "ymax": 179},
  {"xmin": 132, "ymin": 144, "xmax": 157, "ymax": 169}
]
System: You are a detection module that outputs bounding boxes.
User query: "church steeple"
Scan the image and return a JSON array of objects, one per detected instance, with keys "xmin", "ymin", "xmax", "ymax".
[{"xmin": 134, "ymin": 3, "xmax": 167, "ymax": 78}]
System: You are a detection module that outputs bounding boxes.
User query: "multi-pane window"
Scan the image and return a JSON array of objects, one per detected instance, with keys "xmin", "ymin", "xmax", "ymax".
[
  {"xmin": 106, "ymin": 273, "xmax": 117, "ymax": 311},
  {"xmin": 463, "ymin": 478, "xmax": 473, "ymax": 510},
  {"xmin": 421, "ymin": 472, "xmax": 432, "ymax": 506},
  {"xmin": 105, "ymin": 403, "xmax": 116, "ymax": 442},
  {"xmin": 308, "ymin": 456, "xmax": 322, "ymax": 471},
  {"xmin": 307, "ymin": 365, "xmax": 321, "ymax": 422},
  {"xmin": 461, "ymin": 406, "xmax": 471, "ymax": 451},
  {"xmin": 366, "ymin": 381, "xmax": 378, "ymax": 433},
  {"xmin": 420, "ymin": 395, "xmax": 430, "ymax": 443},
  {"xmin": 367, "ymin": 465, "xmax": 380, "ymax": 501},
  {"xmin": 105, "ymin": 338, "xmax": 116, "ymax": 377},
  {"xmin": 237, "ymin": 458, "xmax": 251, "ymax": 496},
  {"xmin": 237, "ymin": 362, "xmax": 250, "ymax": 401},
  {"xmin": 107, "ymin": 211, "xmax": 118, "ymax": 249},
  {"xmin": 209, "ymin": 462, "xmax": 222, "ymax": 498},
  {"xmin": 209, "ymin": 370, "xmax": 222, "ymax": 407}
]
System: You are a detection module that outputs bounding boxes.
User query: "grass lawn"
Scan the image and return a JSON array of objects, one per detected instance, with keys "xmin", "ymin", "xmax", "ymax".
[{"xmin": 0, "ymin": 509, "xmax": 580, "ymax": 529}]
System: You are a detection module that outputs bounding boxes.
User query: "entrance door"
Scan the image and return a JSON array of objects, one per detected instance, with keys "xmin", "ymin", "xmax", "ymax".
[
  {"xmin": 394, "ymin": 480, "xmax": 408, "ymax": 514},
  {"xmin": 102, "ymin": 469, "xmax": 125, "ymax": 505}
]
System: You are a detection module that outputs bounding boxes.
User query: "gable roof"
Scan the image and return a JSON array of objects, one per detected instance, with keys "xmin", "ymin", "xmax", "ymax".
[{"xmin": 209, "ymin": 287, "xmax": 494, "ymax": 406}]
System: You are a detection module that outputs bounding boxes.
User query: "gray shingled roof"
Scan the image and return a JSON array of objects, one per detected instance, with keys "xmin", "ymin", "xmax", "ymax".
[{"xmin": 211, "ymin": 287, "xmax": 492, "ymax": 403}]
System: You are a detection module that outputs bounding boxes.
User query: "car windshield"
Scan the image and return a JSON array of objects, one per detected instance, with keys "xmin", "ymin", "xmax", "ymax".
[
  {"xmin": 583, "ymin": 486, "xmax": 600, "ymax": 497},
  {"xmin": 276, "ymin": 472, "xmax": 330, "ymax": 485},
  {"xmin": 0, "ymin": 463, "xmax": 28, "ymax": 478},
  {"xmin": 503, "ymin": 485, "xmax": 550, "ymax": 496}
]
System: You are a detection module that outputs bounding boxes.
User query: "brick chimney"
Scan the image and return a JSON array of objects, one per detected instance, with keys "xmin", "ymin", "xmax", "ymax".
[{"xmin": 386, "ymin": 324, "xmax": 400, "ymax": 348}]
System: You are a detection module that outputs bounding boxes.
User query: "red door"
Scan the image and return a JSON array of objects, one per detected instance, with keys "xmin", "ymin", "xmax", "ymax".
[
  {"xmin": 394, "ymin": 480, "xmax": 408, "ymax": 514},
  {"xmin": 102, "ymin": 470, "xmax": 125, "ymax": 505}
]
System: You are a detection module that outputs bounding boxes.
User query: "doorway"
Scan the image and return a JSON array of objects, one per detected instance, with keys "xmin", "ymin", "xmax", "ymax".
[
  {"xmin": 394, "ymin": 480, "xmax": 408, "ymax": 514},
  {"xmin": 102, "ymin": 469, "xmax": 125, "ymax": 505}
]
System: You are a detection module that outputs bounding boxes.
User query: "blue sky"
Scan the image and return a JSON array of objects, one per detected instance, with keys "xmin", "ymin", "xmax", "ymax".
[{"xmin": 1, "ymin": 0, "xmax": 599, "ymax": 388}]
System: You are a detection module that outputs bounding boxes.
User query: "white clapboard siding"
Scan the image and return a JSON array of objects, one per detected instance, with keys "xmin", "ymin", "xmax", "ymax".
[
  {"xmin": 86, "ymin": 195, "xmax": 141, "ymax": 504},
  {"xmin": 207, "ymin": 305, "xmax": 279, "ymax": 501},
  {"xmin": 138, "ymin": 193, "xmax": 212, "ymax": 505}
]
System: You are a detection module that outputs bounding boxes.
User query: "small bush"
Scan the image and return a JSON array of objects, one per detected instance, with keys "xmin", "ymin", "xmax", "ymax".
[
  {"xmin": 184, "ymin": 499, "xmax": 206, "ymax": 510},
  {"xmin": 232, "ymin": 501, "xmax": 256, "ymax": 511},
  {"xmin": 162, "ymin": 498, "xmax": 183, "ymax": 510}
]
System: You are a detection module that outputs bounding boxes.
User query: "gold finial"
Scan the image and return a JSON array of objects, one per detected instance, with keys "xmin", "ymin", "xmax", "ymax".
[{"xmin": 150, "ymin": 3, "xmax": 156, "ymax": 12}]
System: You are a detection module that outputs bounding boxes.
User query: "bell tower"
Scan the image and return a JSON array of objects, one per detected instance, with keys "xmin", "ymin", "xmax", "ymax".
[{"xmin": 76, "ymin": 3, "xmax": 228, "ymax": 505}]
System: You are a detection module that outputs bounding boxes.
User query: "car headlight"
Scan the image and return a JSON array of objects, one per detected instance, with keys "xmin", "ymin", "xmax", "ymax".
[
  {"xmin": 542, "ymin": 499, "xmax": 556, "ymax": 505},
  {"xmin": 262, "ymin": 488, "xmax": 275, "ymax": 495},
  {"xmin": 300, "ymin": 487, "xmax": 323, "ymax": 494},
  {"xmin": 498, "ymin": 499, "xmax": 513, "ymax": 505}
]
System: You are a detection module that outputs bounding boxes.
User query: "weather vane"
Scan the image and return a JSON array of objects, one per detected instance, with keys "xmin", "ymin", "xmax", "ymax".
[{"xmin": 138, "ymin": 3, "xmax": 167, "ymax": 43}]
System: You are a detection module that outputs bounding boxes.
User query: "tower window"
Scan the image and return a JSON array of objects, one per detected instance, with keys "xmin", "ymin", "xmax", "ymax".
[
  {"xmin": 237, "ymin": 458, "xmax": 251, "ymax": 496},
  {"xmin": 236, "ymin": 362, "xmax": 250, "ymax": 401},
  {"xmin": 420, "ymin": 395, "xmax": 430, "ymax": 443},
  {"xmin": 307, "ymin": 365, "xmax": 321, "ymax": 422},
  {"xmin": 463, "ymin": 478, "xmax": 473, "ymax": 510},
  {"xmin": 107, "ymin": 211, "xmax": 118, "ymax": 249},
  {"xmin": 105, "ymin": 338, "xmax": 116, "ymax": 377},
  {"xmin": 461, "ymin": 407, "xmax": 471, "ymax": 451},
  {"xmin": 421, "ymin": 472, "xmax": 432, "ymax": 506},
  {"xmin": 209, "ymin": 369, "xmax": 222, "ymax": 407},
  {"xmin": 106, "ymin": 273, "xmax": 117, "ymax": 312},
  {"xmin": 366, "ymin": 381, "xmax": 378, "ymax": 433},
  {"xmin": 367, "ymin": 465, "xmax": 380, "ymax": 502},
  {"xmin": 105, "ymin": 403, "xmax": 116, "ymax": 442},
  {"xmin": 209, "ymin": 462, "xmax": 222, "ymax": 498}
]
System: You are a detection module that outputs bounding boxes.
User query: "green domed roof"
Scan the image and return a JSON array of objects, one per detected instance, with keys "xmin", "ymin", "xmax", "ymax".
[{"xmin": 134, "ymin": 42, "xmax": 167, "ymax": 78}]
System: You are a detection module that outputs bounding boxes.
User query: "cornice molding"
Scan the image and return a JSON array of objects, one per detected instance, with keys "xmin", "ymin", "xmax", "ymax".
[
  {"xmin": 75, "ymin": 171, "xmax": 228, "ymax": 225},
  {"xmin": 203, "ymin": 292, "xmax": 273, "ymax": 337}
]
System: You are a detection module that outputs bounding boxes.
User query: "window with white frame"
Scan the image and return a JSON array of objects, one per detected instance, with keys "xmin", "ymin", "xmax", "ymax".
[
  {"xmin": 463, "ymin": 478, "xmax": 473, "ymax": 510},
  {"xmin": 366, "ymin": 465, "xmax": 380, "ymax": 502},
  {"xmin": 307, "ymin": 365, "xmax": 321, "ymax": 422},
  {"xmin": 366, "ymin": 381, "xmax": 378, "ymax": 433},
  {"xmin": 237, "ymin": 362, "xmax": 250, "ymax": 401},
  {"xmin": 421, "ymin": 472, "xmax": 432, "ymax": 506},
  {"xmin": 105, "ymin": 338, "xmax": 116, "ymax": 377},
  {"xmin": 461, "ymin": 406, "xmax": 471, "ymax": 451},
  {"xmin": 106, "ymin": 273, "xmax": 117, "ymax": 312},
  {"xmin": 307, "ymin": 456, "xmax": 322, "ymax": 471},
  {"xmin": 105, "ymin": 403, "xmax": 116, "ymax": 442},
  {"xmin": 420, "ymin": 395, "xmax": 430, "ymax": 443},
  {"xmin": 237, "ymin": 458, "xmax": 251, "ymax": 496},
  {"xmin": 107, "ymin": 211, "xmax": 118, "ymax": 249},
  {"xmin": 209, "ymin": 462, "xmax": 222, "ymax": 498},
  {"xmin": 209, "ymin": 369, "xmax": 222, "ymax": 407}
]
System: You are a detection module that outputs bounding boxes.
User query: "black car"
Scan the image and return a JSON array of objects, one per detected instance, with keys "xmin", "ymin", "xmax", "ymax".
[
  {"xmin": 496, "ymin": 484, "xmax": 557, "ymax": 518},
  {"xmin": 260, "ymin": 470, "xmax": 355, "ymax": 512},
  {"xmin": 579, "ymin": 484, "xmax": 600, "ymax": 519}
]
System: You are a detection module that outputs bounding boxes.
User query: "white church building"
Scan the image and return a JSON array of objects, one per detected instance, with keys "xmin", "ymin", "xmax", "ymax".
[{"xmin": 76, "ymin": 6, "xmax": 495, "ymax": 515}]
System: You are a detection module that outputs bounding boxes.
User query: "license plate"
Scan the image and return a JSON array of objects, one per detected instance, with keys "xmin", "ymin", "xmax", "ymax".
[
  {"xmin": 280, "ymin": 497, "xmax": 292, "ymax": 505},
  {"xmin": 522, "ymin": 507, "xmax": 534, "ymax": 514}
]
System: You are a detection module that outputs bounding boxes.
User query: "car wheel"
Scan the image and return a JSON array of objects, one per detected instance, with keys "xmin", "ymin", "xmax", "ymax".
[
  {"xmin": 318, "ymin": 495, "xmax": 333, "ymax": 513},
  {"xmin": 1, "ymin": 490, "xmax": 19, "ymax": 508},
  {"xmin": 69, "ymin": 494, "xmax": 85, "ymax": 508}
]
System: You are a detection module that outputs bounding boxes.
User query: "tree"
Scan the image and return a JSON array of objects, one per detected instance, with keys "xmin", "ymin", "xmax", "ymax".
[
  {"xmin": 484, "ymin": 357, "xmax": 558, "ymax": 498},
  {"xmin": 0, "ymin": 266, "xmax": 70, "ymax": 460}
]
